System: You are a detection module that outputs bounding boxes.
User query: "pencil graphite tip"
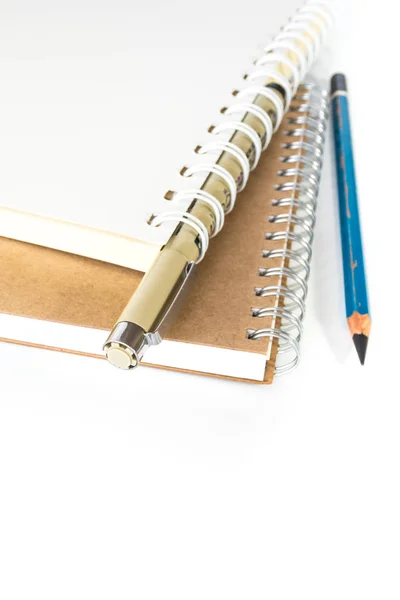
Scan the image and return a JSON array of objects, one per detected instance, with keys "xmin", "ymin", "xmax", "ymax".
[{"xmin": 352, "ymin": 333, "xmax": 368, "ymax": 365}]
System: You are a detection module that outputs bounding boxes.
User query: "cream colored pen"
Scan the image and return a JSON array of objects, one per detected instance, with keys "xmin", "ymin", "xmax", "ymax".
[{"xmin": 103, "ymin": 0, "xmax": 332, "ymax": 369}]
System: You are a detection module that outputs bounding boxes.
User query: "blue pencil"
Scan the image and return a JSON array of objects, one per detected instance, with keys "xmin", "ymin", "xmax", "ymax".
[{"xmin": 331, "ymin": 73, "xmax": 370, "ymax": 365}]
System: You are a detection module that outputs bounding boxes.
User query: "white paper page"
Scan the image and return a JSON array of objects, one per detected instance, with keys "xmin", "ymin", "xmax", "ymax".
[{"xmin": 0, "ymin": 0, "xmax": 299, "ymax": 250}]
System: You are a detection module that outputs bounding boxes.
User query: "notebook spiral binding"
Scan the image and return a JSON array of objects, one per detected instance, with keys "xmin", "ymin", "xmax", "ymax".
[
  {"xmin": 248, "ymin": 83, "xmax": 329, "ymax": 376},
  {"xmin": 150, "ymin": 0, "xmax": 333, "ymax": 263}
]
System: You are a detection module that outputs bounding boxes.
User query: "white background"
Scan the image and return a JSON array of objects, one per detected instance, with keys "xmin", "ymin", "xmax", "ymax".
[{"xmin": 1, "ymin": 0, "xmax": 399, "ymax": 598}]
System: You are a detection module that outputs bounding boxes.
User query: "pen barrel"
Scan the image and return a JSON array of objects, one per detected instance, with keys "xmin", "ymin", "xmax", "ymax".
[
  {"xmin": 118, "ymin": 247, "xmax": 195, "ymax": 331},
  {"xmin": 103, "ymin": 244, "xmax": 197, "ymax": 369},
  {"xmin": 331, "ymin": 91, "xmax": 369, "ymax": 319}
]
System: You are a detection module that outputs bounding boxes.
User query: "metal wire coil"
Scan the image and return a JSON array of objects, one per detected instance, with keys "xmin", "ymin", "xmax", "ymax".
[
  {"xmin": 150, "ymin": 0, "xmax": 331, "ymax": 264},
  {"xmin": 247, "ymin": 82, "xmax": 330, "ymax": 376}
]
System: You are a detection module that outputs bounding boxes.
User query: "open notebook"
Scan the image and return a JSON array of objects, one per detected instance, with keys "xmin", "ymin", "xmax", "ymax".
[
  {"xmin": 0, "ymin": 0, "xmax": 328, "ymax": 272},
  {"xmin": 0, "ymin": 97, "xmax": 329, "ymax": 383}
]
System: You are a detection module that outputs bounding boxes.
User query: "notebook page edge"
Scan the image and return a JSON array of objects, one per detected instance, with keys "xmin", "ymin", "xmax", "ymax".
[{"xmin": 0, "ymin": 312, "xmax": 267, "ymax": 382}]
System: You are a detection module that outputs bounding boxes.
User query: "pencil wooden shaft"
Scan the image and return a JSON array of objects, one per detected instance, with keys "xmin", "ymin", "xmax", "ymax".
[{"xmin": 331, "ymin": 91, "xmax": 370, "ymax": 333}]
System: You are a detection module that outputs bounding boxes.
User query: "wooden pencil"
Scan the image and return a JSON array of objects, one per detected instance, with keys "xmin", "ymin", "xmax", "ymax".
[{"xmin": 331, "ymin": 73, "xmax": 370, "ymax": 365}]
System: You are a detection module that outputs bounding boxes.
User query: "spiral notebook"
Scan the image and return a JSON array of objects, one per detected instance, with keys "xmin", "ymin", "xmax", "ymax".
[
  {"xmin": 0, "ymin": 0, "xmax": 331, "ymax": 273},
  {"xmin": 0, "ymin": 88, "xmax": 329, "ymax": 383}
]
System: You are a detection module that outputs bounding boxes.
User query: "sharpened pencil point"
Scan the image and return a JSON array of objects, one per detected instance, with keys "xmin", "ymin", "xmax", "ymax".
[{"xmin": 353, "ymin": 333, "xmax": 368, "ymax": 365}]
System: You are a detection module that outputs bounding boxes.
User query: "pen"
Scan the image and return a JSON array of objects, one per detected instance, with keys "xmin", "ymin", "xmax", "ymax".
[
  {"xmin": 103, "ymin": 2, "xmax": 332, "ymax": 370},
  {"xmin": 331, "ymin": 73, "xmax": 371, "ymax": 364},
  {"xmin": 104, "ymin": 102, "xmax": 267, "ymax": 369}
]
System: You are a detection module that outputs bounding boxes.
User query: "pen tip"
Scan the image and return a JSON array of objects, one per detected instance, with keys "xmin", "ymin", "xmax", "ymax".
[{"xmin": 352, "ymin": 333, "xmax": 368, "ymax": 365}]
